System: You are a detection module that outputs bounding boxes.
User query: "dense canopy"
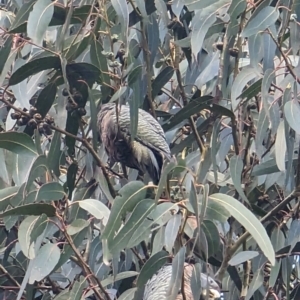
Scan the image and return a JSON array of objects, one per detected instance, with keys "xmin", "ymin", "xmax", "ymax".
[{"xmin": 0, "ymin": 0, "xmax": 299, "ymax": 299}]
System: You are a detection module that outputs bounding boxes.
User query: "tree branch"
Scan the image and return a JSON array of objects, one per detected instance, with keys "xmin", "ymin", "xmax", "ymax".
[
  {"xmin": 0, "ymin": 91, "xmax": 116, "ymax": 198},
  {"xmin": 59, "ymin": 216, "xmax": 110, "ymax": 300}
]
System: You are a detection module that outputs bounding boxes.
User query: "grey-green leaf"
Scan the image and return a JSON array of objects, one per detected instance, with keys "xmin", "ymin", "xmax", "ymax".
[
  {"xmin": 0, "ymin": 132, "xmax": 37, "ymax": 157},
  {"xmin": 29, "ymin": 243, "xmax": 60, "ymax": 283},
  {"xmin": 284, "ymin": 99, "xmax": 300, "ymax": 134},
  {"xmin": 27, "ymin": 0, "xmax": 54, "ymax": 46},
  {"xmin": 209, "ymin": 193, "xmax": 275, "ymax": 265},
  {"xmin": 229, "ymin": 155, "xmax": 250, "ymax": 204},
  {"xmin": 242, "ymin": 6, "xmax": 279, "ymax": 38}
]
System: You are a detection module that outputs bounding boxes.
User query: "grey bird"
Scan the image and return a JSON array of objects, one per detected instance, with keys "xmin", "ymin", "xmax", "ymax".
[
  {"xmin": 97, "ymin": 103, "xmax": 171, "ymax": 184},
  {"xmin": 143, "ymin": 263, "xmax": 221, "ymax": 300}
]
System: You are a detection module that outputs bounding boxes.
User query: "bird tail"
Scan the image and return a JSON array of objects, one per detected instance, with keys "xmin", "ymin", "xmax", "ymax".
[
  {"xmin": 145, "ymin": 149, "xmax": 161, "ymax": 185},
  {"xmin": 144, "ymin": 148, "xmax": 172, "ymax": 185}
]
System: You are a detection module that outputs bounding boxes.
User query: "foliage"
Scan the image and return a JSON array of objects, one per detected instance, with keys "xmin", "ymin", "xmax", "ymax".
[{"xmin": 0, "ymin": 0, "xmax": 299, "ymax": 299}]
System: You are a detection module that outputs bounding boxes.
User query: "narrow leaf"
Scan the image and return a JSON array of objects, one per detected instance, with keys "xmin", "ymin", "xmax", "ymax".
[
  {"xmin": 0, "ymin": 132, "xmax": 37, "ymax": 157},
  {"xmin": 29, "ymin": 243, "xmax": 60, "ymax": 283},
  {"xmin": 209, "ymin": 193, "xmax": 275, "ymax": 265},
  {"xmin": 229, "ymin": 155, "xmax": 250, "ymax": 204},
  {"xmin": 27, "ymin": 0, "xmax": 54, "ymax": 46}
]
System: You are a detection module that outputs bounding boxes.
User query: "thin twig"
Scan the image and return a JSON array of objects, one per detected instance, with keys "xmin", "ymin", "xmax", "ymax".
[
  {"xmin": 267, "ymin": 29, "xmax": 300, "ymax": 85},
  {"xmin": 171, "ymin": 42, "xmax": 204, "ymax": 152},
  {"xmin": 59, "ymin": 215, "xmax": 110, "ymax": 300},
  {"xmin": 0, "ymin": 264, "xmax": 21, "ymax": 288}
]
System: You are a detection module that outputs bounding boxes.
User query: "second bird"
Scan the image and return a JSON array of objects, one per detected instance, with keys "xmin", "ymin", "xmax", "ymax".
[{"xmin": 97, "ymin": 103, "xmax": 171, "ymax": 184}]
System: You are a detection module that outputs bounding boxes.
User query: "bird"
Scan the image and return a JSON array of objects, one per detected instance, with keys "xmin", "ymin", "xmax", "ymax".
[
  {"xmin": 143, "ymin": 263, "xmax": 221, "ymax": 300},
  {"xmin": 97, "ymin": 102, "xmax": 172, "ymax": 184}
]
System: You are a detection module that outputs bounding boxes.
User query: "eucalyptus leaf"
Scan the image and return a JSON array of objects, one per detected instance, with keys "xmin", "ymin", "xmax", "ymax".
[
  {"xmin": 209, "ymin": 193, "xmax": 275, "ymax": 265},
  {"xmin": 27, "ymin": 0, "xmax": 54, "ymax": 46}
]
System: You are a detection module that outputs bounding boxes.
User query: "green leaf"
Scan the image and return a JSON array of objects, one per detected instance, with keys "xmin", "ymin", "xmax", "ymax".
[
  {"xmin": 129, "ymin": 94, "xmax": 139, "ymax": 141},
  {"xmin": 67, "ymin": 162, "xmax": 78, "ymax": 199},
  {"xmin": 269, "ymin": 260, "xmax": 281, "ymax": 288},
  {"xmin": 242, "ymin": 7, "xmax": 279, "ymax": 37},
  {"xmin": 155, "ymin": 160, "xmax": 177, "ymax": 203},
  {"xmin": 152, "ymin": 66, "xmax": 174, "ymax": 99},
  {"xmin": 129, "ymin": 0, "xmax": 156, "ymax": 26},
  {"xmin": 66, "ymin": 219, "xmax": 89, "ymax": 235},
  {"xmin": 162, "ymin": 96, "xmax": 213, "ymax": 131},
  {"xmin": 27, "ymin": 0, "xmax": 54, "ymax": 46},
  {"xmin": 90, "ymin": 39, "xmax": 112, "ymax": 100},
  {"xmin": 53, "ymin": 276, "xmax": 86, "ymax": 300},
  {"xmin": 66, "ymin": 62, "xmax": 101, "ymax": 88},
  {"xmin": 102, "ymin": 181, "xmax": 147, "ymax": 241},
  {"xmin": 50, "ymin": 5, "xmax": 96, "ymax": 27},
  {"xmin": 9, "ymin": 55, "xmax": 61, "ymax": 86},
  {"xmin": 25, "ymin": 155, "xmax": 49, "ymax": 193},
  {"xmin": 119, "ymin": 288, "xmax": 137, "ymax": 300},
  {"xmin": 0, "ymin": 49, "xmax": 18, "ymax": 87},
  {"xmin": 70, "ymin": 276, "xmax": 87, "ymax": 300},
  {"xmin": 29, "ymin": 243, "xmax": 60, "ymax": 283},
  {"xmin": 0, "ymin": 203, "xmax": 55, "ymax": 217},
  {"xmin": 168, "ymin": 246, "xmax": 186, "ymax": 298},
  {"xmin": 165, "ymin": 214, "xmax": 181, "ymax": 253},
  {"xmin": 146, "ymin": 14, "xmax": 159, "ymax": 66},
  {"xmin": 111, "ymin": 0, "xmax": 129, "ymax": 45},
  {"xmin": 245, "ymin": 268, "xmax": 264, "ymax": 300},
  {"xmin": 47, "ymin": 131, "xmax": 61, "ymax": 177},
  {"xmin": 0, "ymin": 132, "xmax": 37, "ymax": 157},
  {"xmin": 251, "ymin": 158, "xmax": 281, "ymax": 176},
  {"xmin": 0, "ymin": 186, "xmax": 19, "ymax": 211},
  {"xmin": 128, "ymin": 64, "xmax": 143, "ymax": 86},
  {"xmin": 228, "ymin": 251, "xmax": 259, "ymax": 266},
  {"xmin": 0, "ymin": 36, "xmax": 13, "ymax": 74},
  {"xmin": 35, "ymin": 82, "xmax": 58, "ymax": 118},
  {"xmin": 10, "ymin": 183, "xmax": 26, "ymax": 207},
  {"xmin": 55, "ymin": 226, "xmax": 88, "ymax": 269},
  {"xmin": 9, "ymin": 0, "xmax": 36, "ymax": 33},
  {"xmin": 209, "ymin": 193, "xmax": 275, "ymax": 265},
  {"xmin": 109, "ymin": 199, "xmax": 156, "ymax": 253},
  {"xmin": 77, "ymin": 198, "xmax": 110, "ymax": 225},
  {"xmin": 18, "ymin": 214, "xmax": 47, "ymax": 259},
  {"xmin": 136, "ymin": 250, "xmax": 169, "ymax": 287},
  {"xmin": 190, "ymin": 264, "xmax": 202, "ymax": 299},
  {"xmin": 36, "ymin": 182, "xmax": 65, "ymax": 203},
  {"xmin": 231, "ymin": 67, "xmax": 260, "ymax": 112},
  {"xmin": 65, "ymin": 111, "xmax": 80, "ymax": 157},
  {"xmin": 63, "ymin": 33, "xmax": 92, "ymax": 61},
  {"xmin": 127, "ymin": 203, "xmax": 178, "ymax": 248},
  {"xmin": 88, "ymin": 89, "xmax": 99, "ymax": 151},
  {"xmin": 101, "ymin": 271, "xmax": 139, "ymax": 288},
  {"xmin": 229, "ymin": 155, "xmax": 250, "ymax": 204},
  {"xmin": 237, "ymin": 78, "xmax": 262, "ymax": 101},
  {"xmin": 284, "ymin": 99, "xmax": 300, "ymax": 134},
  {"xmin": 275, "ymin": 120, "xmax": 286, "ymax": 172},
  {"xmin": 191, "ymin": 7, "xmax": 217, "ymax": 59},
  {"xmin": 202, "ymin": 220, "xmax": 220, "ymax": 257}
]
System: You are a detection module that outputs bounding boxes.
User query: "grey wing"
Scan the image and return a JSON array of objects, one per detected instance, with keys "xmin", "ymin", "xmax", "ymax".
[
  {"xmin": 136, "ymin": 109, "xmax": 171, "ymax": 158},
  {"xmin": 136, "ymin": 117, "xmax": 171, "ymax": 159},
  {"xmin": 116, "ymin": 106, "xmax": 171, "ymax": 159}
]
